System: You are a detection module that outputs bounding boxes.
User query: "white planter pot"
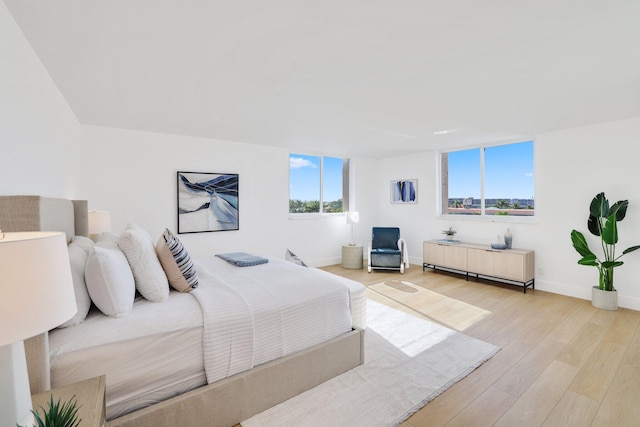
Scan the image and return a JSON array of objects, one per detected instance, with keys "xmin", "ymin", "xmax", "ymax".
[{"xmin": 592, "ymin": 286, "xmax": 618, "ymax": 311}]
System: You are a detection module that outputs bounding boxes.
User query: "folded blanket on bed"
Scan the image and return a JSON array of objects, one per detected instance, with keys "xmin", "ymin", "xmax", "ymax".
[{"xmin": 215, "ymin": 252, "xmax": 269, "ymax": 267}]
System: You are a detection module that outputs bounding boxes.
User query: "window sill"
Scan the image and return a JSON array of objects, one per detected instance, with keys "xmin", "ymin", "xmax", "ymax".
[
  {"xmin": 288, "ymin": 213, "xmax": 344, "ymax": 220},
  {"xmin": 438, "ymin": 213, "xmax": 538, "ymax": 224}
]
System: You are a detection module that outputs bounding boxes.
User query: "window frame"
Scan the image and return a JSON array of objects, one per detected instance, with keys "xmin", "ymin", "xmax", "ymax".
[
  {"xmin": 288, "ymin": 153, "xmax": 350, "ymax": 218},
  {"xmin": 438, "ymin": 140, "xmax": 536, "ymax": 222}
]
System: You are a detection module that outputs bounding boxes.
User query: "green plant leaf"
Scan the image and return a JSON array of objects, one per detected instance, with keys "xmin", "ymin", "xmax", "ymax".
[
  {"xmin": 601, "ymin": 213, "xmax": 619, "ymax": 245},
  {"xmin": 623, "ymin": 245, "xmax": 640, "ymax": 255},
  {"xmin": 587, "ymin": 214, "xmax": 601, "ymax": 237},
  {"xmin": 577, "ymin": 254, "xmax": 599, "ymax": 266},
  {"xmin": 23, "ymin": 394, "xmax": 82, "ymax": 427},
  {"xmin": 602, "ymin": 260, "xmax": 624, "ymax": 268},
  {"xmin": 442, "ymin": 226, "xmax": 456, "ymax": 235},
  {"xmin": 589, "ymin": 192, "xmax": 609, "ymax": 218},
  {"xmin": 572, "ymin": 193, "xmax": 640, "ymax": 293},
  {"xmin": 571, "ymin": 230, "xmax": 594, "ymax": 258},
  {"xmin": 609, "ymin": 199, "xmax": 629, "ymax": 221}
]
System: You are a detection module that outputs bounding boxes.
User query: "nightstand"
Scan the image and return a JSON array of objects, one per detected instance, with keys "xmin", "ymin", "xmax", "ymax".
[
  {"xmin": 31, "ymin": 375, "xmax": 106, "ymax": 427},
  {"xmin": 342, "ymin": 245, "xmax": 363, "ymax": 269}
]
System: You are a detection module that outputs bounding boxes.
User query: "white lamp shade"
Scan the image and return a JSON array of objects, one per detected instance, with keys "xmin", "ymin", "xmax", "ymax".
[
  {"xmin": 0, "ymin": 232, "xmax": 76, "ymax": 347},
  {"xmin": 346, "ymin": 211, "xmax": 360, "ymax": 224},
  {"xmin": 88, "ymin": 210, "xmax": 112, "ymax": 235}
]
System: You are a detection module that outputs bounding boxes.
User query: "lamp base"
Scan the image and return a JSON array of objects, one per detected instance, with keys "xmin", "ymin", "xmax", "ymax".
[{"xmin": 0, "ymin": 341, "xmax": 34, "ymax": 427}]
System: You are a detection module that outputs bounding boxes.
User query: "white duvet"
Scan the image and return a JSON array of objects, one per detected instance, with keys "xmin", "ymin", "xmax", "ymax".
[
  {"xmin": 193, "ymin": 256, "xmax": 353, "ymax": 383},
  {"xmin": 49, "ymin": 256, "xmax": 363, "ymax": 419}
]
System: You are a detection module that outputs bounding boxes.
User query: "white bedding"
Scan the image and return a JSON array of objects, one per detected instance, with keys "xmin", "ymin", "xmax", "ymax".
[
  {"xmin": 194, "ymin": 256, "xmax": 353, "ymax": 383},
  {"xmin": 50, "ymin": 292, "xmax": 206, "ymax": 419},
  {"xmin": 49, "ymin": 256, "xmax": 366, "ymax": 420}
]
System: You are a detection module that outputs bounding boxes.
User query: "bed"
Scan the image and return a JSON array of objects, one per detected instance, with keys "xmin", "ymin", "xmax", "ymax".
[{"xmin": 0, "ymin": 195, "xmax": 366, "ymax": 427}]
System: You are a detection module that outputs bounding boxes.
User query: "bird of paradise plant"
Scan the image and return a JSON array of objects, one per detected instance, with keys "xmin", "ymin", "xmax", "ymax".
[{"xmin": 570, "ymin": 192, "xmax": 640, "ymax": 291}]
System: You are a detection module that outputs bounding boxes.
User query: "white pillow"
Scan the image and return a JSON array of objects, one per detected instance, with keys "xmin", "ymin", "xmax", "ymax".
[
  {"xmin": 118, "ymin": 223, "xmax": 169, "ymax": 302},
  {"xmin": 97, "ymin": 232, "xmax": 119, "ymax": 243},
  {"xmin": 70, "ymin": 235, "xmax": 95, "ymax": 254},
  {"xmin": 156, "ymin": 228, "xmax": 199, "ymax": 292},
  {"xmin": 85, "ymin": 240, "xmax": 135, "ymax": 317},
  {"xmin": 58, "ymin": 244, "xmax": 92, "ymax": 328}
]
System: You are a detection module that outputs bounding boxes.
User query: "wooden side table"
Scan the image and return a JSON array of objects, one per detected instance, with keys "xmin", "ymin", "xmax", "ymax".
[
  {"xmin": 31, "ymin": 375, "xmax": 106, "ymax": 427},
  {"xmin": 342, "ymin": 245, "xmax": 363, "ymax": 269}
]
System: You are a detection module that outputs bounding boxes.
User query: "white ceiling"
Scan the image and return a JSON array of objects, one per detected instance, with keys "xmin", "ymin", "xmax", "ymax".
[{"xmin": 5, "ymin": 0, "xmax": 640, "ymax": 158}]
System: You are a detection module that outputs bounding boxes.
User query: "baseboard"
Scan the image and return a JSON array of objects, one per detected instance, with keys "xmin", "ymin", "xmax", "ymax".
[
  {"xmin": 534, "ymin": 279, "xmax": 590, "ymax": 300},
  {"xmin": 534, "ymin": 279, "xmax": 640, "ymax": 311}
]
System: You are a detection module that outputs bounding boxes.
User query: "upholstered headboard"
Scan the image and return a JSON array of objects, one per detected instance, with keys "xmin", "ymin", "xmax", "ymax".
[
  {"xmin": 0, "ymin": 195, "xmax": 89, "ymax": 393},
  {"xmin": 0, "ymin": 195, "xmax": 88, "ymax": 241}
]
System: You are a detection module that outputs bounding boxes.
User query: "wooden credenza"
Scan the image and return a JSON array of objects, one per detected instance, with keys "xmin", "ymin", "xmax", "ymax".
[{"xmin": 423, "ymin": 240, "xmax": 535, "ymax": 293}]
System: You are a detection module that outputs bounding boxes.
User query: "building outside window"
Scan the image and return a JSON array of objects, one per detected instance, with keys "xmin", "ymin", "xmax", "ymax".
[{"xmin": 442, "ymin": 140, "xmax": 534, "ymax": 217}]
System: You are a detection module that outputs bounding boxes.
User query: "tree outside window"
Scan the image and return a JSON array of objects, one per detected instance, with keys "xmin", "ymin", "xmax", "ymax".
[{"xmin": 289, "ymin": 154, "xmax": 348, "ymax": 214}]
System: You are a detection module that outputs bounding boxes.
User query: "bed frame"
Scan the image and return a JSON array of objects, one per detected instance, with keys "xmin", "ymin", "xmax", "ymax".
[{"xmin": 0, "ymin": 195, "xmax": 365, "ymax": 427}]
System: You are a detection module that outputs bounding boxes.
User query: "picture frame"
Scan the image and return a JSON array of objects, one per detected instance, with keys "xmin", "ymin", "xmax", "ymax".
[
  {"xmin": 177, "ymin": 171, "xmax": 239, "ymax": 233},
  {"xmin": 390, "ymin": 179, "xmax": 417, "ymax": 204}
]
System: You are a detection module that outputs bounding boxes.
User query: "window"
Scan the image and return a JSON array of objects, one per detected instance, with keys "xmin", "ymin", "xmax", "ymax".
[
  {"xmin": 289, "ymin": 154, "xmax": 349, "ymax": 214},
  {"xmin": 442, "ymin": 140, "xmax": 534, "ymax": 216}
]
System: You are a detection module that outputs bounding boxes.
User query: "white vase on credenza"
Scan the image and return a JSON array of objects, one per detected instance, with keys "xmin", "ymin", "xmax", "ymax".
[{"xmin": 504, "ymin": 228, "xmax": 512, "ymax": 249}]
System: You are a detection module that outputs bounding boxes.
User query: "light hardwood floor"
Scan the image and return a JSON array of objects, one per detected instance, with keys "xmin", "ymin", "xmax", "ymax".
[{"xmin": 319, "ymin": 263, "xmax": 640, "ymax": 427}]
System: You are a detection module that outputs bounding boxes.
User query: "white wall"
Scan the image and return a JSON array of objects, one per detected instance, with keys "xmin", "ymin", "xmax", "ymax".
[
  {"xmin": 374, "ymin": 117, "xmax": 640, "ymax": 310},
  {"xmin": 0, "ymin": 0, "xmax": 371, "ymax": 268},
  {"xmin": 0, "ymin": 1, "xmax": 81, "ymax": 197},
  {"xmin": 4, "ymin": 0, "xmax": 640, "ymax": 308},
  {"xmin": 78, "ymin": 125, "xmax": 363, "ymax": 265},
  {"xmin": 535, "ymin": 118, "xmax": 640, "ymax": 309},
  {"xmin": 0, "ymin": 0, "xmax": 364, "ymax": 267}
]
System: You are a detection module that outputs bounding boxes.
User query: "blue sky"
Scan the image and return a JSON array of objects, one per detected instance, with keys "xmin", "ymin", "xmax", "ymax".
[
  {"xmin": 448, "ymin": 141, "xmax": 534, "ymax": 199},
  {"xmin": 289, "ymin": 154, "xmax": 343, "ymax": 201},
  {"xmin": 289, "ymin": 141, "xmax": 533, "ymax": 202}
]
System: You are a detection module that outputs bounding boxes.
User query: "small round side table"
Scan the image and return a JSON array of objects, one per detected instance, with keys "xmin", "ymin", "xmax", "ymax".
[{"xmin": 342, "ymin": 245, "xmax": 363, "ymax": 269}]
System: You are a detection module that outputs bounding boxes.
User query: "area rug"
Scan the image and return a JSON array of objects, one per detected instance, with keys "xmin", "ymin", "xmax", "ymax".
[
  {"xmin": 242, "ymin": 299, "xmax": 500, "ymax": 427},
  {"xmin": 369, "ymin": 280, "xmax": 493, "ymax": 332}
]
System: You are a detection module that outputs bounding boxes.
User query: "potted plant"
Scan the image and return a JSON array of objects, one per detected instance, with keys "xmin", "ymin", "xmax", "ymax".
[
  {"xmin": 442, "ymin": 226, "xmax": 457, "ymax": 241},
  {"xmin": 570, "ymin": 192, "xmax": 640, "ymax": 310},
  {"xmin": 18, "ymin": 394, "xmax": 81, "ymax": 427}
]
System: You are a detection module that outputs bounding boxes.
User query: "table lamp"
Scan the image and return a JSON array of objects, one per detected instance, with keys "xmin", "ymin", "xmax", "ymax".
[
  {"xmin": 345, "ymin": 211, "xmax": 360, "ymax": 245},
  {"xmin": 88, "ymin": 210, "xmax": 112, "ymax": 241},
  {"xmin": 0, "ymin": 231, "xmax": 76, "ymax": 427}
]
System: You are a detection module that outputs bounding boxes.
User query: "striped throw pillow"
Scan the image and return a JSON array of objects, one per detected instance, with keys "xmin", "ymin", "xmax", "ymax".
[{"xmin": 156, "ymin": 228, "xmax": 199, "ymax": 292}]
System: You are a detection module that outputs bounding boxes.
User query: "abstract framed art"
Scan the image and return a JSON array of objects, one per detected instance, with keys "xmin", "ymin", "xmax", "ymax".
[
  {"xmin": 390, "ymin": 179, "xmax": 417, "ymax": 204},
  {"xmin": 177, "ymin": 171, "xmax": 239, "ymax": 233}
]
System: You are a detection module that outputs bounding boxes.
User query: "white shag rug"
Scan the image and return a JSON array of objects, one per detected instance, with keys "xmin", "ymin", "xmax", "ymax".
[{"xmin": 242, "ymin": 299, "xmax": 500, "ymax": 427}]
